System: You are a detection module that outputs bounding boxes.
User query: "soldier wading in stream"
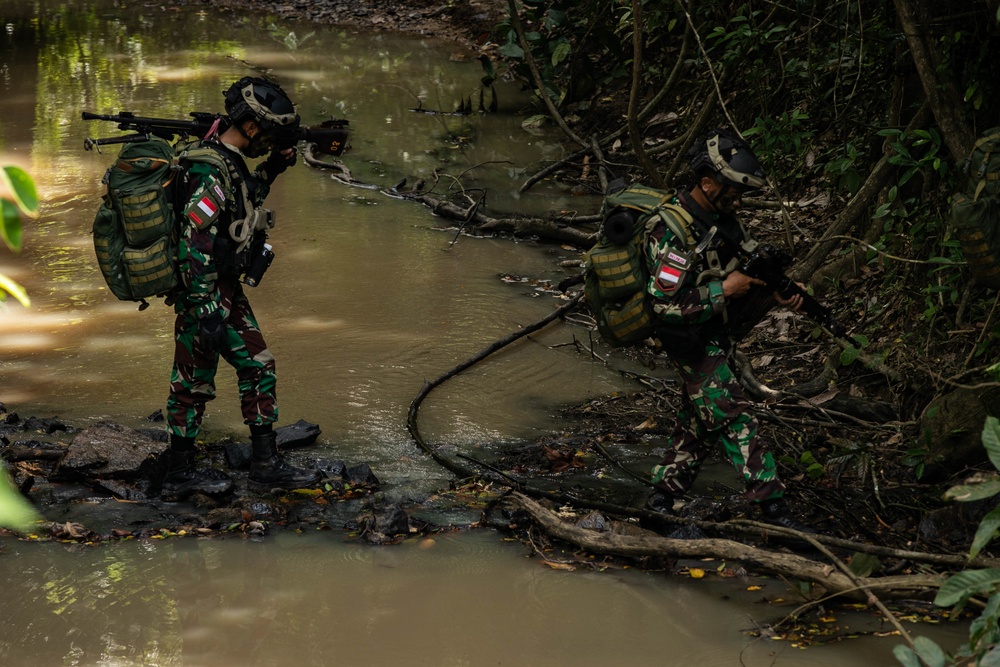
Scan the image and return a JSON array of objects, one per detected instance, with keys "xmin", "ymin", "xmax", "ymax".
[
  {"xmin": 160, "ymin": 77, "xmax": 322, "ymax": 500},
  {"xmin": 636, "ymin": 129, "xmax": 812, "ymax": 532}
]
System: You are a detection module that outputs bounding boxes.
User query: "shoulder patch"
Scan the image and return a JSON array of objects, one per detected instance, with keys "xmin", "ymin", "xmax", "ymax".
[
  {"xmin": 653, "ymin": 247, "xmax": 693, "ymax": 293},
  {"xmin": 183, "ymin": 176, "xmax": 226, "ymax": 230}
]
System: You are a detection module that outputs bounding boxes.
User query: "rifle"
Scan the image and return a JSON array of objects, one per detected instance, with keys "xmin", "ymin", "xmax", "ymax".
[
  {"xmin": 81, "ymin": 110, "xmax": 350, "ymax": 156},
  {"xmin": 726, "ymin": 241, "xmax": 859, "ymax": 346}
]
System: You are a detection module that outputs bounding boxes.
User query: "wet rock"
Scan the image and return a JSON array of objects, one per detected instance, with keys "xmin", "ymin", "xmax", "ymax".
[
  {"xmin": 137, "ymin": 428, "xmax": 169, "ymax": 443},
  {"xmin": 22, "ymin": 417, "xmax": 70, "ymax": 434},
  {"xmin": 354, "ymin": 496, "xmax": 412, "ymax": 543},
  {"xmin": 239, "ymin": 498, "xmax": 286, "ymax": 522},
  {"xmin": 146, "ymin": 409, "xmax": 164, "ymax": 422},
  {"xmin": 93, "ymin": 479, "xmax": 152, "ymax": 501},
  {"xmin": 346, "ymin": 463, "xmax": 380, "ymax": 487},
  {"xmin": 55, "ymin": 422, "xmax": 168, "ymax": 485},
  {"xmin": 224, "ymin": 442, "xmax": 253, "ymax": 470},
  {"xmin": 315, "ymin": 459, "xmax": 347, "ymax": 478},
  {"xmin": 276, "ymin": 419, "xmax": 321, "ymax": 448}
]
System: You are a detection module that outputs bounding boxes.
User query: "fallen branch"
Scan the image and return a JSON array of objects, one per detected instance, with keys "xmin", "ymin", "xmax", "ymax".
[{"xmin": 508, "ymin": 491, "xmax": 944, "ymax": 601}]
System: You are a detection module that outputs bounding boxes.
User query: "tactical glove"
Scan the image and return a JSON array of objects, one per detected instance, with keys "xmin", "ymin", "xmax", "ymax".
[
  {"xmin": 198, "ymin": 311, "xmax": 227, "ymax": 353},
  {"xmin": 260, "ymin": 149, "xmax": 297, "ymax": 183}
]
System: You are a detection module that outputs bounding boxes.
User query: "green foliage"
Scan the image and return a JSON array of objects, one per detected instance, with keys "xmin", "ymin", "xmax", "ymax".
[
  {"xmin": 0, "ymin": 165, "xmax": 37, "ymax": 307},
  {"xmin": 743, "ymin": 109, "xmax": 814, "ymax": 186},
  {"xmin": 896, "ymin": 417, "xmax": 1000, "ymax": 666},
  {"xmin": 0, "ymin": 461, "xmax": 42, "ymax": 533}
]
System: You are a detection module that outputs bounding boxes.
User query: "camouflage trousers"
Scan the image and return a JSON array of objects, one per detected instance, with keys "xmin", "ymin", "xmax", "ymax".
[
  {"xmin": 166, "ymin": 279, "xmax": 277, "ymax": 438},
  {"xmin": 650, "ymin": 343, "xmax": 785, "ymax": 503}
]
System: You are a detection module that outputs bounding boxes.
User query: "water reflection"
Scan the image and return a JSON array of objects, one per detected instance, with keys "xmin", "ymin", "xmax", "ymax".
[{"xmin": 0, "ymin": 531, "xmax": 966, "ymax": 667}]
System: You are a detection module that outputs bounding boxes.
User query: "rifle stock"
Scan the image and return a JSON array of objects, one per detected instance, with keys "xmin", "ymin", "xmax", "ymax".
[{"xmin": 82, "ymin": 111, "xmax": 350, "ymax": 156}]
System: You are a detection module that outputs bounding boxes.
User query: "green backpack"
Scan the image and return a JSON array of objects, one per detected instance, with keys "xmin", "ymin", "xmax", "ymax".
[
  {"xmin": 92, "ymin": 137, "xmax": 237, "ymax": 307},
  {"xmin": 584, "ymin": 184, "xmax": 695, "ymax": 346},
  {"xmin": 951, "ymin": 128, "xmax": 1000, "ymax": 289}
]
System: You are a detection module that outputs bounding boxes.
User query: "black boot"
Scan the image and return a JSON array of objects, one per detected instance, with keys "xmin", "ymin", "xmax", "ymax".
[
  {"xmin": 248, "ymin": 431, "xmax": 322, "ymax": 492},
  {"xmin": 758, "ymin": 498, "xmax": 815, "ymax": 533},
  {"xmin": 160, "ymin": 446, "xmax": 234, "ymax": 501},
  {"xmin": 643, "ymin": 491, "xmax": 681, "ymax": 514}
]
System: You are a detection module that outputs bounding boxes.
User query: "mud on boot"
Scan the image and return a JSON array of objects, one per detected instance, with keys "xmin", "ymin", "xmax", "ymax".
[
  {"xmin": 248, "ymin": 431, "xmax": 322, "ymax": 492},
  {"xmin": 160, "ymin": 449, "xmax": 234, "ymax": 501}
]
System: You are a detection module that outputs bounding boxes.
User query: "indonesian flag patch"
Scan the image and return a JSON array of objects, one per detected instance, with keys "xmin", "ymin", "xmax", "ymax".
[
  {"xmin": 658, "ymin": 265, "xmax": 681, "ymax": 286},
  {"xmin": 184, "ymin": 182, "xmax": 224, "ymax": 230}
]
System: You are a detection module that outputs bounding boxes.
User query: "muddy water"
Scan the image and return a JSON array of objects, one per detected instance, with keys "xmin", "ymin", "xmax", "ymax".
[{"xmin": 0, "ymin": 2, "xmax": 965, "ymax": 665}]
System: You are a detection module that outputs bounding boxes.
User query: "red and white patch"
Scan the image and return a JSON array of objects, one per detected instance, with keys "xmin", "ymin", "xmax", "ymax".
[
  {"xmin": 657, "ymin": 265, "xmax": 682, "ymax": 291},
  {"xmin": 196, "ymin": 197, "xmax": 218, "ymax": 218},
  {"xmin": 213, "ymin": 184, "xmax": 226, "ymax": 201}
]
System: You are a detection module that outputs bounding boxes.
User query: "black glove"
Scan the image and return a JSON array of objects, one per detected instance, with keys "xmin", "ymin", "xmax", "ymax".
[
  {"xmin": 261, "ymin": 149, "xmax": 296, "ymax": 183},
  {"xmin": 198, "ymin": 311, "xmax": 227, "ymax": 353}
]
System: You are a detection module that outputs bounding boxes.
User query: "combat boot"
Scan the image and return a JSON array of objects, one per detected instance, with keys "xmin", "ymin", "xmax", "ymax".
[
  {"xmin": 160, "ymin": 447, "xmax": 234, "ymax": 501},
  {"xmin": 248, "ymin": 431, "xmax": 322, "ymax": 492},
  {"xmin": 758, "ymin": 497, "xmax": 815, "ymax": 534},
  {"xmin": 643, "ymin": 491, "xmax": 682, "ymax": 515}
]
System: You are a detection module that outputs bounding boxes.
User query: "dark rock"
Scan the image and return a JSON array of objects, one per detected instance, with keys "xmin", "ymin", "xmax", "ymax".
[
  {"xmin": 5, "ymin": 412, "xmax": 20, "ymax": 425},
  {"xmin": 374, "ymin": 506, "xmax": 410, "ymax": 536},
  {"xmin": 94, "ymin": 479, "xmax": 150, "ymax": 501},
  {"xmin": 275, "ymin": 419, "xmax": 321, "ymax": 449},
  {"xmin": 137, "ymin": 428, "xmax": 169, "ymax": 443},
  {"xmin": 919, "ymin": 386, "xmax": 1000, "ymax": 480},
  {"xmin": 55, "ymin": 422, "xmax": 168, "ymax": 483},
  {"xmin": 314, "ymin": 459, "xmax": 346, "ymax": 478},
  {"xmin": 146, "ymin": 409, "xmax": 164, "ymax": 422},
  {"xmin": 224, "ymin": 442, "xmax": 253, "ymax": 470},
  {"xmin": 346, "ymin": 463, "xmax": 380, "ymax": 487},
  {"xmin": 22, "ymin": 417, "xmax": 70, "ymax": 434}
]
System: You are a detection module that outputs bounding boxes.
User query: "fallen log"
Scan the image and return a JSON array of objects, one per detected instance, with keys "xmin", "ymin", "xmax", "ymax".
[{"xmin": 507, "ymin": 491, "xmax": 944, "ymax": 601}]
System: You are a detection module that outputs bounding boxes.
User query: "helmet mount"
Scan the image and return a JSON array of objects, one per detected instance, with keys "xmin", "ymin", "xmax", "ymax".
[{"xmin": 688, "ymin": 128, "xmax": 767, "ymax": 194}]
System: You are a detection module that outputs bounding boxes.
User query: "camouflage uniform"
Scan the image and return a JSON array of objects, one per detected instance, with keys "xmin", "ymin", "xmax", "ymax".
[
  {"xmin": 165, "ymin": 153, "xmax": 277, "ymax": 439},
  {"xmin": 646, "ymin": 190, "xmax": 785, "ymax": 503}
]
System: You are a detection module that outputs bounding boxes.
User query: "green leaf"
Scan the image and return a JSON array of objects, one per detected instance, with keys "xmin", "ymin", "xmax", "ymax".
[
  {"xmin": 848, "ymin": 552, "xmax": 881, "ymax": 577},
  {"xmin": 943, "ymin": 480, "xmax": 1000, "ymax": 503},
  {"xmin": 840, "ymin": 346, "xmax": 860, "ymax": 365},
  {"xmin": 551, "ymin": 40, "xmax": 571, "ymax": 67},
  {"xmin": 970, "ymin": 506, "xmax": 1000, "ymax": 559},
  {"xmin": 498, "ymin": 42, "xmax": 524, "ymax": 59},
  {"xmin": 892, "ymin": 645, "xmax": 922, "ymax": 667},
  {"xmin": 912, "ymin": 636, "xmax": 947, "ymax": 667},
  {"xmin": 981, "ymin": 644, "xmax": 1000, "ymax": 667},
  {"xmin": 0, "ymin": 462, "xmax": 42, "ymax": 532},
  {"xmin": 934, "ymin": 569, "xmax": 1000, "ymax": 607},
  {"xmin": 984, "ymin": 417, "xmax": 1000, "ymax": 472},
  {"xmin": 0, "ymin": 273, "xmax": 30, "ymax": 307},
  {"xmin": 1, "ymin": 198, "xmax": 23, "ymax": 252},
  {"xmin": 0, "ymin": 166, "xmax": 39, "ymax": 216}
]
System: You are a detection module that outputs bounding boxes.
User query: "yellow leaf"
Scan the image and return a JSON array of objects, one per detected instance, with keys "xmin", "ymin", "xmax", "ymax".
[
  {"xmin": 689, "ymin": 568, "xmax": 705, "ymax": 579},
  {"xmin": 746, "ymin": 585, "xmax": 762, "ymax": 591}
]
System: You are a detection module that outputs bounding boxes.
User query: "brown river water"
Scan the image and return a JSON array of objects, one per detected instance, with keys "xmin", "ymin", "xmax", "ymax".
[{"xmin": 0, "ymin": 1, "xmax": 967, "ymax": 664}]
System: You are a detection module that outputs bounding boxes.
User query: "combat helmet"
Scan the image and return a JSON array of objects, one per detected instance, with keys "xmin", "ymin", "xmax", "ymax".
[
  {"xmin": 687, "ymin": 128, "xmax": 767, "ymax": 192},
  {"xmin": 223, "ymin": 77, "xmax": 300, "ymax": 157}
]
